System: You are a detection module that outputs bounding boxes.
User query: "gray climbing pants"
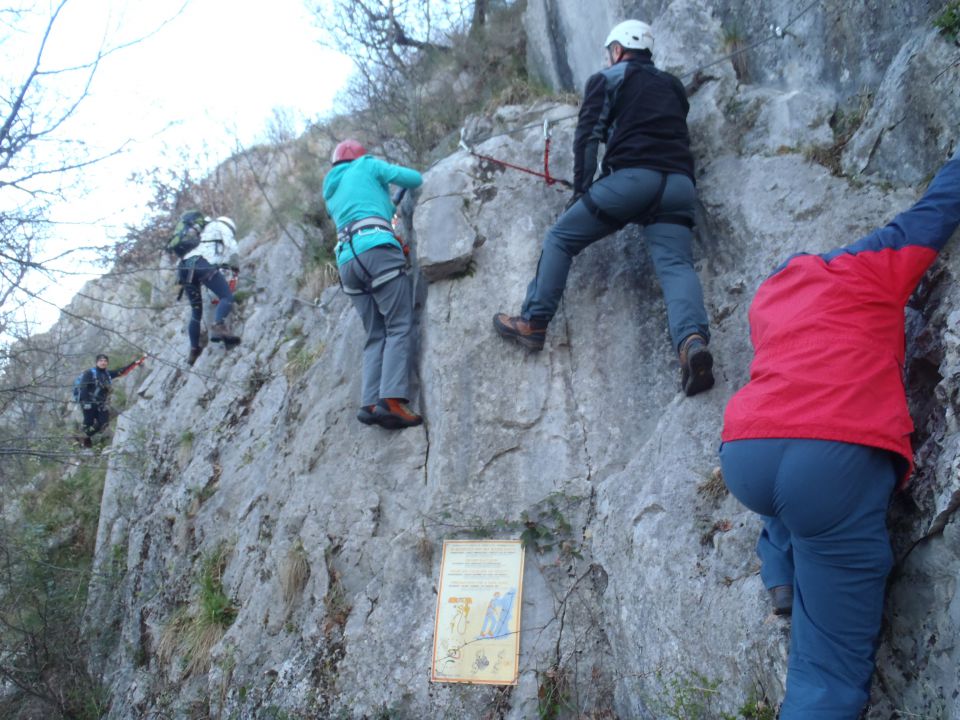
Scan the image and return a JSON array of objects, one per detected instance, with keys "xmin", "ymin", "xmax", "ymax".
[
  {"xmin": 521, "ymin": 167, "xmax": 709, "ymax": 351},
  {"xmin": 339, "ymin": 244, "xmax": 414, "ymax": 406}
]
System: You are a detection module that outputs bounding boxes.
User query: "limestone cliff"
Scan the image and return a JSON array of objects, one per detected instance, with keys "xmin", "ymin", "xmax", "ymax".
[{"xmin": 65, "ymin": 2, "xmax": 960, "ymax": 718}]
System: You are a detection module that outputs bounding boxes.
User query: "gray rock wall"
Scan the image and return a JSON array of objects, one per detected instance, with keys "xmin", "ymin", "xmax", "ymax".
[{"xmin": 73, "ymin": 2, "xmax": 960, "ymax": 718}]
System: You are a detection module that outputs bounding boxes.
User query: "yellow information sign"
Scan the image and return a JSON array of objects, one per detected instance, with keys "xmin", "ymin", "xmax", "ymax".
[{"xmin": 431, "ymin": 539, "xmax": 525, "ymax": 684}]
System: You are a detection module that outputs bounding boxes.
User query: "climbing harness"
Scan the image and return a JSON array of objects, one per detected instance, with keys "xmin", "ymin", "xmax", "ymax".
[
  {"xmin": 458, "ymin": 121, "xmax": 573, "ymax": 190},
  {"xmin": 580, "ymin": 172, "xmax": 693, "ymax": 230},
  {"xmin": 336, "ymin": 217, "xmax": 407, "ymax": 296}
]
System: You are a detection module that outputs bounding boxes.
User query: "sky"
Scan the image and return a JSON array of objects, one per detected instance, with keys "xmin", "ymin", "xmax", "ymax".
[{"xmin": 4, "ymin": 0, "xmax": 353, "ymax": 331}]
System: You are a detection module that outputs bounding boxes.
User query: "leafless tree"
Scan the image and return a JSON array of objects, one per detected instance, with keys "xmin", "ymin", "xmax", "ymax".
[
  {"xmin": 0, "ymin": 3, "xmax": 183, "ymax": 716},
  {"xmin": 309, "ymin": 0, "xmax": 499, "ymax": 162},
  {"xmin": 0, "ymin": 0, "xmax": 186, "ymax": 347}
]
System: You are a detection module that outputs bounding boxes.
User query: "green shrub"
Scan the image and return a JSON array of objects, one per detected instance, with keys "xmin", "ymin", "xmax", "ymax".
[
  {"xmin": 137, "ymin": 278, "xmax": 153, "ymax": 305},
  {"xmin": 158, "ymin": 544, "xmax": 238, "ymax": 678},
  {"xmin": 0, "ymin": 464, "xmax": 109, "ymax": 717},
  {"xmin": 199, "ymin": 545, "xmax": 238, "ymax": 627},
  {"xmin": 284, "ymin": 340, "xmax": 325, "ymax": 381},
  {"xmin": 653, "ymin": 671, "xmax": 723, "ymax": 720},
  {"xmin": 934, "ymin": 1, "xmax": 960, "ymax": 42},
  {"xmin": 722, "ymin": 21, "xmax": 750, "ymax": 82}
]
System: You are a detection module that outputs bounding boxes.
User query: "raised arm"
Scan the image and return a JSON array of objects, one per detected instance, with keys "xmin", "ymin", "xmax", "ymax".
[{"xmin": 822, "ymin": 149, "xmax": 960, "ymax": 302}]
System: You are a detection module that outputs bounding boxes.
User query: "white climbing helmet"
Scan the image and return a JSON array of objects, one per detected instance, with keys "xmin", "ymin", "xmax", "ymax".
[
  {"xmin": 216, "ymin": 216, "xmax": 236, "ymax": 235},
  {"xmin": 604, "ymin": 20, "xmax": 654, "ymax": 52}
]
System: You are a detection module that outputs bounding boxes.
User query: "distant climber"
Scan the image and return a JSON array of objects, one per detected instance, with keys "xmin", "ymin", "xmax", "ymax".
[
  {"xmin": 167, "ymin": 213, "xmax": 241, "ymax": 365},
  {"xmin": 322, "ymin": 139, "xmax": 424, "ymax": 429},
  {"xmin": 74, "ymin": 353, "xmax": 145, "ymax": 447},
  {"xmin": 720, "ymin": 147, "xmax": 960, "ymax": 718},
  {"xmin": 493, "ymin": 20, "xmax": 715, "ymax": 396}
]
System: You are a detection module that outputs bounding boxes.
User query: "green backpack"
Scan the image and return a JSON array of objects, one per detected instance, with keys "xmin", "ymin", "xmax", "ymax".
[{"xmin": 167, "ymin": 211, "xmax": 207, "ymax": 257}]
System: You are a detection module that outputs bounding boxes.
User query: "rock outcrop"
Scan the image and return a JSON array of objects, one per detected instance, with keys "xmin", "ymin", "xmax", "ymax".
[{"xmin": 67, "ymin": 2, "xmax": 960, "ymax": 718}]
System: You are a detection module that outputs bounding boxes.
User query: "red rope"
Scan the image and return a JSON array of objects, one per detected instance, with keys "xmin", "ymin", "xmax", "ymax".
[
  {"xmin": 466, "ymin": 147, "xmax": 572, "ymax": 189},
  {"xmin": 544, "ymin": 137, "xmax": 554, "ymax": 185}
]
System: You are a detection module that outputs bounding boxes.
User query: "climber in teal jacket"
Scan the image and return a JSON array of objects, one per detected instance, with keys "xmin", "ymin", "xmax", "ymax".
[{"xmin": 322, "ymin": 140, "xmax": 424, "ymax": 430}]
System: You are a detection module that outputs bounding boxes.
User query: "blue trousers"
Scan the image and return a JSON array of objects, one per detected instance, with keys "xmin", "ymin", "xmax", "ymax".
[
  {"xmin": 521, "ymin": 167, "xmax": 709, "ymax": 351},
  {"xmin": 180, "ymin": 257, "xmax": 234, "ymax": 349},
  {"xmin": 758, "ymin": 515, "xmax": 794, "ymax": 589},
  {"xmin": 719, "ymin": 438, "xmax": 896, "ymax": 719}
]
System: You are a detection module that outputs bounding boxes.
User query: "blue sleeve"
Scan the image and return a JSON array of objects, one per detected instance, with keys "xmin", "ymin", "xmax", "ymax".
[
  {"xmin": 820, "ymin": 152, "xmax": 960, "ymax": 301},
  {"xmin": 828, "ymin": 152, "xmax": 960, "ymax": 259},
  {"xmin": 376, "ymin": 159, "xmax": 423, "ymax": 189}
]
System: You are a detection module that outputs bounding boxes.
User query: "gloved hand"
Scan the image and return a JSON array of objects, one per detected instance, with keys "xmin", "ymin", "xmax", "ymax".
[{"xmin": 564, "ymin": 192, "xmax": 583, "ymax": 212}]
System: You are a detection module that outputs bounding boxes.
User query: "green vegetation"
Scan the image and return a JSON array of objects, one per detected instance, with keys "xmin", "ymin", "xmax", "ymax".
[
  {"xmin": 322, "ymin": 549, "xmax": 352, "ymax": 631},
  {"xmin": 284, "ymin": 340, "xmax": 325, "ymax": 381},
  {"xmin": 137, "ymin": 278, "xmax": 153, "ymax": 305},
  {"xmin": 650, "ymin": 671, "xmax": 724, "ymax": 719},
  {"xmin": 934, "ymin": 1, "xmax": 960, "ymax": 42},
  {"xmin": 198, "ymin": 545, "xmax": 238, "ymax": 627},
  {"xmin": 734, "ymin": 692, "xmax": 777, "ymax": 720},
  {"xmin": 319, "ymin": 0, "xmax": 558, "ymax": 165},
  {"xmin": 158, "ymin": 544, "xmax": 238, "ymax": 678},
  {"xmin": 647, "ymin": 671, "xmax": 776, "ymax": 720},
  {"xmin": 0, "ymin": 463, "xmax": 109, "ymax": 718},
  {"xmin": 806, "ymin": 90, "xmax": 874, "ymax": 176},
  {"xmin": 438, "ymin": 492, "xmax": 583, "ymax": 557},
  {"xmin": 722, "ymin": 21, "xmax": 750, "ymax": 82},
  {"xmin": 537, "ymin": 665, "xmax": 572, "ymax": 720}
]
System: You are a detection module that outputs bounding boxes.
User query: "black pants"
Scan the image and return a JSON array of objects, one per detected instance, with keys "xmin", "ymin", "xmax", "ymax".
[{"xmin": 82, "ymin": 403, "xmax": 110, "ymax": 437}]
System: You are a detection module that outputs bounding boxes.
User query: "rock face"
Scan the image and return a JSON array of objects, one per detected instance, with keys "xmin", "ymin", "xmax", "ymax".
[{"xmin": 74, "ymin": 3, "xmax": 960, "ymax": 719}]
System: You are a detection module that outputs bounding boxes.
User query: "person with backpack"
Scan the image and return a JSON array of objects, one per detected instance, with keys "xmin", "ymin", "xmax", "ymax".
[
  {"xmin": 75, "ymin": 353, "xmax": 145, "ymax": 447},
  {"xmin": 322, "ymin": 139, "xmax": 424, "ymax": 429},
  {"xmin": 492, "ymin": 20, "xmax": 715, "ymax": 396},
  {"xmin": 720, "ymin": 147, "xmax": 960, "ymax": 718},
  {"xmin": 167, "ymin": 213, "xmax": 241, "ymax": 365}
]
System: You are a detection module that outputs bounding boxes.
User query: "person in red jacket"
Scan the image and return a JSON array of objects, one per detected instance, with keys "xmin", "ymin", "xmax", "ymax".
[{"xmin": 720, "ymin": 147, "xmax": 960, "ymax": 719}]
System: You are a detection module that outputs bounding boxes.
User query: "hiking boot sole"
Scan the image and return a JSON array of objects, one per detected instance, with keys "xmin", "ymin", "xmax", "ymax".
[
  {"xmin": 373, "ymin": 411, "xmax": 422, "ymax": 429},
  {"xmin": 683, "ymin": 347, "xmax": 715, "ymax": 397},
  {"xmin": 492, "ymin": 314, "xmax": 544, "ymax": 352},
  {"xmin": 357, "ymin": 407, "xmax": 378, "ymax": 425}
]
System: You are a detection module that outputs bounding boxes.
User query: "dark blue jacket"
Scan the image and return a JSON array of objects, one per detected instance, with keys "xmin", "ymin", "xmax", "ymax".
[{"xmin": 78, "ymin": 359, "xmax": 141, "ymax": 404}]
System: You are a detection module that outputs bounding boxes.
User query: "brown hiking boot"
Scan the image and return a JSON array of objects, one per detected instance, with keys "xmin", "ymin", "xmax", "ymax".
[
  {"xmin": 373, "ymin": 398, "xmax": 423, "ymax": 429},
  {"xmin": 187, "ymin": 346, "xmax": 203, "ymax": 366},
  {"xmin": 679, "ymin": 333, "xmax": 714, "ymax": 396},
  {"xmin": 493, "ymin": 313, "xmax": 547, "ymax": 351},
  {"xmin": 210, "ymin": 321, "xmax": 240, "ymax": 345}
]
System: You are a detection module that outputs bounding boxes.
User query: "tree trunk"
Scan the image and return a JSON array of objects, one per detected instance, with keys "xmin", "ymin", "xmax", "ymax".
[{"xmin": 470, "ymin": 0, "xmax": 488, "ymax": 37}]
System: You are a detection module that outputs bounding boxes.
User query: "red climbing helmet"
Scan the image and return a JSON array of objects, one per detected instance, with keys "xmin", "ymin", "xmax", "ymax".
[{"xmin": 331, "ymin": 139, "xmax": 367, "ymax": 164}]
